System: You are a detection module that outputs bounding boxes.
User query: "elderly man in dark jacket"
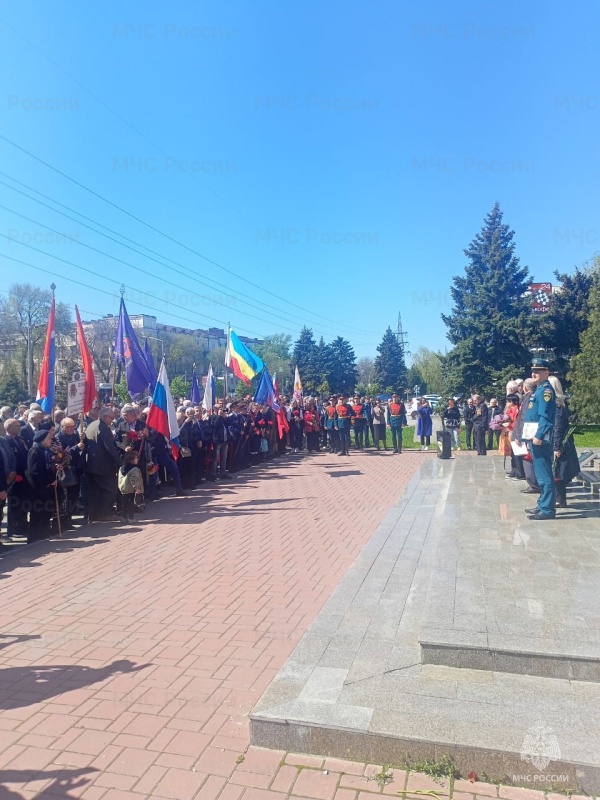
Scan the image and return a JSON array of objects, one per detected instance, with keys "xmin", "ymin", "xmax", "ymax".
[
  {"xmin": 85, "ymin": 406, "xmax": 122, "ymax": 522},
  {"xmin": 3, "ymin": 419, "xmax": 28, "ymax": 538}
]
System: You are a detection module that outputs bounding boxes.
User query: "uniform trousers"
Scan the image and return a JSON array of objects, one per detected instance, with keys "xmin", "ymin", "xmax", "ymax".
[
  {"xmin": 338, "ymin": 427, "xmax": 351, "ymax": 455},
  {"xmin": 530, "ymin": 441, "xmax": 556, "ymax": 516}
]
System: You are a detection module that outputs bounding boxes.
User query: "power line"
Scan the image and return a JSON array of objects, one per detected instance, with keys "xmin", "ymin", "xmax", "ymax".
[
  {"xmin": 0, "ymin": 203, "xmax": 323, "ymax": 338},
  {"xmin": 0, "ymin": 243, "xmax": 264, "ymax": 338},
  {"xmin": 0, "ymin": 174, "xmax": 372, "ymax": 339},
  {"xmin": 0, "ymin": 134, "xmax": 379, "ymax": 337}
]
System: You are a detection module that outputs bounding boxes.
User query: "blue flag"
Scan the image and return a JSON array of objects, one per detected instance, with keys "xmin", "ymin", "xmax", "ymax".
[
  {"xmin": 189, "ymin": 367, "xmax": 201, "ymax": 404},
  {"xmin": 144, "ymin": 338, "xmax": 158, "ymax": 393},
  {"xmin": 114, "ymin": 298, "xmax": 152, "ymax": 399},
  {"xmin": 253, "ymin": 366, "xmax": 279, "ymax": 411}
]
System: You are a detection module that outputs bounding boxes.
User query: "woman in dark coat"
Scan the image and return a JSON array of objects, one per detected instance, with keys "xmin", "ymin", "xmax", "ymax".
[
  {"xmin": 549, "ymin": 376, "xmax": 579, "ymax": 508},
  {"xmin": 26, "ymin": 428, "xmax": 58, "ymax": 543}
]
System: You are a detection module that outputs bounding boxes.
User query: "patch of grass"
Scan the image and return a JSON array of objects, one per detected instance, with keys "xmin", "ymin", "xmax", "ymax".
[
  {"xmin": 573, "ymin": 426, "xmax": 600, "ymax": 447},
  {"xmin": 407, "ymin": 755, "xmax": 459, "ymax": 781},
  {"xmin": 370, "ymin": 764, "xmax": 394, "ymax": 788}
]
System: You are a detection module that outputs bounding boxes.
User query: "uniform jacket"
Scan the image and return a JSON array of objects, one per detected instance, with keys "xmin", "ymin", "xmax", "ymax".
[
  {"xmin": 523, "ymin": 380, "xmax": 555, "ymax": 441},
  {"xmin": 386, "ymin": 402, "xmax": 407, "ymax": 428},
  {"xmin": 335, "ymin": 403, "xmax": 355, "ymax": 429}
]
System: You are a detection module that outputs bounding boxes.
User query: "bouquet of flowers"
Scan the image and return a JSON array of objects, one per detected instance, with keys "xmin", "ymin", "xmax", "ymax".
[
  {"xmin": 123, "ymin": 429, "xmax": 140, "ymax": 443},
  {"xmin": 50, "ymin": 441, "xmax": 73, "ymax": 482},
  {"xmin": 489, "ymin": 414, "xmax": 510, "ymax": 431}
]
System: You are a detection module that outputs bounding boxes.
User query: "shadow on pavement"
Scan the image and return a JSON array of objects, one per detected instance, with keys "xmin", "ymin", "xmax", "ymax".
[
  {"xmin": 0, "ymin": 766, "xmax": 98, "ymax": 799},
  {"xmin": 0, "ymin": 659, "xmax": 150, "ymax": 709}
]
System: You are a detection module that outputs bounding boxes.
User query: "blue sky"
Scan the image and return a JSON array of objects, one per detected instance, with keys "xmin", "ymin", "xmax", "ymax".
[{"xmin": 1, "ymin": 0, "xmax": 599, "ymax": 360}]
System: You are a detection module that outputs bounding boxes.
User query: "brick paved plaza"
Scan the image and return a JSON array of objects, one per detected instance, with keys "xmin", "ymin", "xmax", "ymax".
[{"xmin": 0, "ymin": 451, "xmax": 596, "ymax": 799}]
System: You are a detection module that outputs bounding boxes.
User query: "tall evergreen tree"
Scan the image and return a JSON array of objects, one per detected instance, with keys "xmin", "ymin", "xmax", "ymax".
[
  {"xmin": 568, "ymin": 271, "xmax": 600, "ymax": 422},
  {"xmin": 292, "ymin": 326, "xmax": 320, "ymax": 393},
  {"xmin": 373, "ymin": 326, "xmax": 407, "ymax": 393},
  {"xmin": 328, "ymin": 337, "xmax": 358, "ymax": 395},
  {"xmin": 442, "ymin": 203, "xmax": 531, "ymax": 395},
  {"xmin": 313, "ymin": 337, "xmax": 335, "ymax": 394}
]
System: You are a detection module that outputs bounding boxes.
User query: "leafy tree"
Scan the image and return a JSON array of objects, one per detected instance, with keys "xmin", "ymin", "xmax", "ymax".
[
  {"xmin": 411, "ymin": 347, "xmax": 444, "ymax": 394},
  {"xmin": 255, "ymin": 333, "xmax": 292, "ymax": 380},
  {"xmin": 568, "ymin": 271, "xmax": 600, "ymax": 422},
  {"xmin": 533, "ymin": 257, "xmax": 599, "ymax": 378},
  {"xmin": 441, "ymin": 203, "xmax": 531, "ymax": 396},
  {"xmin": 328, "ymin": 337, "xmax": 357, "ymax": 395},
  {"xmin": 406, "ymin": 364, "xmax": 426, "ymax": 396},
  {"xmin": 374, "ymin": 326, "xmax": 407, "ymax": 393},
  {"xmin": 357, "ymin": 357, "xmax": 375, "ymax": 388},
  {"xmin": 0, "ymin": 284, "xmax": 71, "ymax": 396},
  {"xmin": 0, "ymin": 365, "xmax": 28, "ymax": 406},
  {"xmin": 164, "ymin": 333, "xmax": 204, "ymax": 376},
  {"xmin": 292, "ymin": 327, "xmax": 320, "ymax": 394},
  {"xmin": 170, "ymin": 375, "xmax": 191, "ymax": 401}
]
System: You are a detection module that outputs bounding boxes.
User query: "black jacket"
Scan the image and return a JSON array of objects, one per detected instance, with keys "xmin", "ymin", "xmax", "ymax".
[
  {"xmin": 553, "ymin": 404, "xmax": 579, "ymax": 483},
  {"xmin": 85, "ymin": 419, "xmax": 122, "ymax": 475},
  {"xmin": 26, "ymin": 443, "xmax": 55, "ymax": 492},
  {"xmin": 472, "ymin": 402, "xmax": 489, "ymax": 430}
]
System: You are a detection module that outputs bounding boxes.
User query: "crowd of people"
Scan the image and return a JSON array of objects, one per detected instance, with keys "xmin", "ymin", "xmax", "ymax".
[
  {"xmin": 440, "ymin": 358, "xmax": 580, "ymax": 519},
  {"xmin": 0, "ymin": 391, "xmax": 415, "ymax": 548},
  {"xmin": 0, "ymin": 361, "xmax": 582, "ymax": 547}
]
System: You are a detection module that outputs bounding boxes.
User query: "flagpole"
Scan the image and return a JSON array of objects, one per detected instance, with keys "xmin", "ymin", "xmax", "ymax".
[
  {"xmin": 112, "ymin": 285, "xmax": 125, "ymax": 406},
  {"xmin": 224, "ymin": 322, "xmax": 230, "ymax": 401},
  {"xmin": 50, "ymin": 283, "xmax": 56, "ymax": 420}
]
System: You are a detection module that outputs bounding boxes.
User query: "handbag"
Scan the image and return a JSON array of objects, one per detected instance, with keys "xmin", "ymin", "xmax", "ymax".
[
  {"xmin": 58, "ymin": 466, "xmax": 79, "ymax": 487},
  {"xmin": 180, "ymin": 447, "xmax": 192, "ymax": 458},
  {"xmin": 259, "ymin": 437, "xmax": 269, "ymax": 453}
]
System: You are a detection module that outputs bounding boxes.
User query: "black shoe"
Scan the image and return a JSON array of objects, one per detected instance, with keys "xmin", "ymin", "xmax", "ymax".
[
  {"xmin": 175, "ymin": 490, "xmax": 189, "ymax": 497},
  {"xmin": 221, "ymin": 474, "xmax": 232, "ymax": 479},
  {"xmin": 525, "ymin": 507, "xmax": 540, "ymax": 515},
  {"xmin": 521, "ymin": 488, "xmax": 539, "ymax": 494},
  {"xmin": 528, "ymin": 512, "xmax": 556, "ymax": 521},
  {"xmin": 556, "ymin": 501, "xmax": 567, "ymax": 508}
]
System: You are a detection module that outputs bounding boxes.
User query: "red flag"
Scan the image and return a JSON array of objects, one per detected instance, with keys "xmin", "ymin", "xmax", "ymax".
[
  {"xmin": 276, "ymin": 407, "xmax": 289, "ymax": 438},
  {"xmin": 75, "ymin": 306, "xmax": 97, "ymax": 413}
]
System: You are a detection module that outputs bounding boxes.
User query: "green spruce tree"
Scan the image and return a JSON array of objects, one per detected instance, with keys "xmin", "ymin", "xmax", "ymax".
[
  {"xmin": 328, "ymin": 337, "xmax": 358, "ymax": 395},
  {"xmin": 292, "ymin": 326, "xmax": 320, "ymax": 394},
  {"xmin": 442, "ymin": 203, "xmax": 531, "ymax": 396},
  {"xmin": 374, "ymin": 326, "xmax": 407, "ymax": 393}
]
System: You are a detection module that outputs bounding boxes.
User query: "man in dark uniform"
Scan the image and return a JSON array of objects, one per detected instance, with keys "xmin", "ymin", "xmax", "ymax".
[
  {"xmin": 334, "ymin": 395, "xmax": 355, "ymax": 456},
  {"xmin": 521, "ymin": 358, "xmax": 556, "ymax": 520},
  {"xmin": 324, "ymin": 397, "xmax": 339, "ymax": 453},
  {"xmin": 472, "ymin": 394, "xmax": 489, "ymax": 455},
  {"xmin": 386, "ymin": 393, "xmax": 407, "ymax": 454},
  {"xmin": 351, "ymin": 396, "xmax": 366, "ymax": 449}
]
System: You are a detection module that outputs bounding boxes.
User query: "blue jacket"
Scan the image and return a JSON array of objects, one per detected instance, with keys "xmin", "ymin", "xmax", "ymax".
[
  {"xmin": 524, "ymin": 380, "xmax": 555, "ymax": 441},
  {"xmin": 417, "ymin": 405, "xmax": 433, "ymax": 437}
]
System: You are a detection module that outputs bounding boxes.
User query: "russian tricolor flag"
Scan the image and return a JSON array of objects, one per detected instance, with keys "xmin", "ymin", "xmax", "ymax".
[
  {"xmin": 146, "ymin": 359, "xmax": 180, "ymax": 459},
  {"xmin": 36, "ymin": 296, "xmax": 56, "ymax": 413}
]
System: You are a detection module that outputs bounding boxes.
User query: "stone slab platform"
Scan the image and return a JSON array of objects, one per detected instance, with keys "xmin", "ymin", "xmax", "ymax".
[
  {"xmin": 420, "ymin": 456, "xmax": 600, "ymax": 680},
  {"xmin": 250, "ymin": 456, "xmax": 600, "ymax": 793}
]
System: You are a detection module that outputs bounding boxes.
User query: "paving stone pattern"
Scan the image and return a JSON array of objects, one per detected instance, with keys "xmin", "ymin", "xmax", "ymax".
[
  {"xmin": 0, "ymin": 450, "xmax": 424, "ymax": 798},
  {"xmin": 251, "ymin": 456, "xmax": 600, "ymax": 793}
]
